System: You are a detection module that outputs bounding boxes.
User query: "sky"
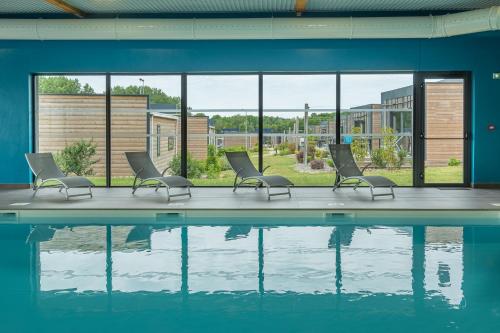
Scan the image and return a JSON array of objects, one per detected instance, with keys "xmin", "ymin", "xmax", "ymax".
[{"xmin": 61, "ymin": 74, "xmax": 413, "ymax": 118}]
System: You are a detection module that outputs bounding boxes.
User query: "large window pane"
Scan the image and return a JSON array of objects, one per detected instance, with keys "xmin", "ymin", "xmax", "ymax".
[
  {"xmin": 263, "ymin": 75, "xmax": 337, "ymax": 186},
  {"xmin": 111, "ymin": 75, "xmax": 181, "ymax": 186},
  {"xmin": 424, "ymin": 78, "xmax": 465, "ymax": 184},
  {"xmin": 187, "ymin": 75, "xmax": 258, "ymax": 186},
  {"xmin": 36, "ymin": 75, "xmax": 106, "ymax": 185},
  {"xmin": 341, "ymin": 74, "xmax": 414, "ymax": 186}
]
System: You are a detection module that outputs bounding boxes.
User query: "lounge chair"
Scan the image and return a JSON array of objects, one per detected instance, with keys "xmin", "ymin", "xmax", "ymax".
[
  {"xmin": 125, "ymin": 152, "xmax": 193, "ymax": 201},
  {"xmin": 225, "ymin": 151, "xmax": 293, "ymax": 200},
  {"xmin": 328, "ymin": 144, "xmax": 396, "ymax": 200},
  {"xmin": 25, "ymin": 152, "xmax": 94, "ymax": 200}
]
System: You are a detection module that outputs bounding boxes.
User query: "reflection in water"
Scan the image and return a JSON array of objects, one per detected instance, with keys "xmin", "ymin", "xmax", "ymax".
[{"xmin": 1, "ymin": 223, "xmax": 500, "ymax": 332}]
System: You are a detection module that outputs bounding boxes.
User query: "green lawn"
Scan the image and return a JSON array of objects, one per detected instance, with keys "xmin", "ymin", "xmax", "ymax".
[{"xmin": 90, "ymin": 153, "xmax": 463, "ymax": 187}]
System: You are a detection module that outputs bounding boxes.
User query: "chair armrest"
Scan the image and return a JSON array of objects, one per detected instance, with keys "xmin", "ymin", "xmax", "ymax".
[
  {"xmin": 262, "ymin": 166, "xmax": 271, "ymax": 174},
  {"xmin": 161, "ymin": 166, "xmax": 171, "ymax": 176},
  {"xmin": 360, "ymin": 163, "xmax": 372, "ymax": 174}
]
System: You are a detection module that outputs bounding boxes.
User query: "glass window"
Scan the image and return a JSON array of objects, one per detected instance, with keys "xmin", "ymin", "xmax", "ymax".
[
  {"xmin": 36, "ymin": 75, "xmax": 106, "ymax": 185},
  {"xmin": 340, "ymin": 74, "xmax": 414, "ymax": 186},
  {"xmin": 111, "ymin": 75, "xmax": 181, "ymax": 186},
  {"xmin": 263, "ymin": 75, "xmax": 337, "ymax": 186},
  {"xmin": 187, "ymin": 75, "xmax": 259, "ymax": 186}
]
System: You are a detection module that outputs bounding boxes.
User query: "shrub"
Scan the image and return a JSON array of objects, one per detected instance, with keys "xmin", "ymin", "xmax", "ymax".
[
  {"xmin": 351, "ymin": 126, "xmax": 368, "ymax": 163},
  {"xmin": 326, "ymin": 160, "xmax": 334, "ymax": 168},
  {"xmin": 310, "ymin": 159, "xmax": 325, "ymax": 170},
  {"xmin": 205, "ymin": 144, "xmax": 221, "ymax": 176},
  {"xmin": 296, "ymin": 151, "xmax": 312, "ymax": 164},
  {"xmin": 371, "ymin": 148, "xmax": 387, "ymax": 168},
  {"xmin": 278, "ymin": 149, "xmax": 290, "ymax": 156},
  {"xmin": 169, "ymin": 153, "xmax": 204, "ymax": 178},
  {"xmin": 287, "ymin": 143, "xmax": 297, "ymax": 154},
  {"xmin": 55, "ymin": 139, "xmax": 98, "ymax": 176},
  {"xmin": 219, "ymin": 156, "xmax": 232, "ymax": 171},
  {"xmin": 217, "ymin": 146, "xmax": 246, "ymax": 157},
  {"xmin": 395, "ymin": 149, "xmax": 408, "ymax": 168},
  {"xmin": 448, "ymin": 158, "xmax": 461, "ymax": 166}
]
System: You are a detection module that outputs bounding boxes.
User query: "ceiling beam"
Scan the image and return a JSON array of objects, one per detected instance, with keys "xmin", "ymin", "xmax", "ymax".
[
  {"xmin": 45, "ymin": 0, "xmax": 86, "ymax": 18},
  {"xmin": 295, "ymin": 0, "xmax": 308, "ymax": 16}
]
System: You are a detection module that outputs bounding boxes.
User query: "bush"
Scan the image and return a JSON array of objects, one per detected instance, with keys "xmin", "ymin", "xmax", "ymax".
[
  {"xmin": 205, "ymin": 144, "xmax": 221, "ymax": 176},
  {"xmin": 278, "ymin": 149, "xmax": 290, "ymax": 156},
  {"xmin": 217, "ymin": 146, "xmax": 246, "ymax": 157},
  {"xmin": 448, "ymin": 158, "xmax": 461, "ymax": 166},
  {"xmin": 169, "ymin": 153, "xmax": 204, "ymax": 178},
  {"xmin": 351, "ymin": 126, "xmax": 368, "ymax": 163},
  {"xmin": 371, "ymin": 148, "xmax": 387, "ymax": 168},
  {"xmin": 326, "ymin": 160, "xmax": 334, "ymax": 168},
  {"xmin": 395, "ymin": 149, "xmax": 408, "ymax": 168},
  {"xmin": 54, "ymin": 139, "xmax": 98, "ymax": 176},
  {"xmin": 287, "ymin": 143, "xmax": 297, "ymax": 154},
  {"xmin": 310, "ymin": 159, "xmax": 325, "ymax": 170},
  {"xmin": 296, "ymin": 151, "xmax": 312, "ymax": 164}
]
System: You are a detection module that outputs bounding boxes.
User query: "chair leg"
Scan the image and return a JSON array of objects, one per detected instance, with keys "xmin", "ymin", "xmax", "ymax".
[
  {"xmin": 165, "ymin": 186, "xmax": 171, "ymax": 202},
  {"xmin": 233, "ymin": 175, "xmax": 239, "ymax": 192},
  {"xmin": 353, "ymin": 181, "xmax": 362, "ymax": 190},
  {"xmin": 187, "ymin": 186, "xmax": 192, "ymax": 198},
  {"xmin": 89, "ymin": 186, "xmax": 93, "ymax": 198},
  {"xmin": 155, "ymin": 183, "xmax": 161, "ymax": 192},
  {"xmin": 391, "ymin": 186, "xmax": 395, "ymax": 199},
  {"xmin": 65, "ymin": 188, "xmax": 69, "ymax": 201},
  {"xmin": 370, "ymin": 187, "xmax": 374, "ymax": 201},
  {"xmin": 266, "ymin": 186, "xmax": 271, "ymax": 201},
  {"xmin": 288, "ymin": 186, "xmax": 291, "ymax": 198}
]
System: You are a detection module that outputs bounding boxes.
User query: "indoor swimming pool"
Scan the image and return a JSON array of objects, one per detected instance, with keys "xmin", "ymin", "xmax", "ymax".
[{"xmin": 1, "ymin": 211, "xmax": 499, "ymax": 332}]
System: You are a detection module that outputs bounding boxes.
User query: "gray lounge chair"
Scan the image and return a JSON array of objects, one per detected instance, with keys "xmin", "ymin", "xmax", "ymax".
[
  {"xmin": 225, "ymin": 151, "xmax": 293, "ymax": 200},
  {"xmin": 125, "ymin": 152, "xmax": 193, "ymax": 201},
  {"xmin": 25, "ymin": 152, "xmax": 94, "ymax": 200},
  {"xmin": 328, "ymin": 144, "xmax": 396, "ymax": 200}
]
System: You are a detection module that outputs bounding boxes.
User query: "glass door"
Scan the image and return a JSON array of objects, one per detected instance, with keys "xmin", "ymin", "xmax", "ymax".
[{"xmin": 414, "ymin": 73, "xmax": 470, "ymax": 186}]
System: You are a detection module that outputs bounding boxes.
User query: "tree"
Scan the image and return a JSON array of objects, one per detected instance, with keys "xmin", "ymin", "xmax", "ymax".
[
  {"xmin": 38, "ymin": 76, "xmax": 95, "ymax": 94},
  {"xmin": 111, "ymin": 85, "xmax": 180, "ymax": 107}
]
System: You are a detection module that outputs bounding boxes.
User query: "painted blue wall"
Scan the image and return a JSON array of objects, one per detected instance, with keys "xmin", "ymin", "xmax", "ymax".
[{"xmin": 0, "ymin": 33, "xmax": 499, "ymax": 185}]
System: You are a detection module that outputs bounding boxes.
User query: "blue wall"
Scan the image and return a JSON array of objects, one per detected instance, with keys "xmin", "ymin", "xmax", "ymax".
[{"xmin": 0, "ymin": 33, "xmax": 499, "ymax": 185}]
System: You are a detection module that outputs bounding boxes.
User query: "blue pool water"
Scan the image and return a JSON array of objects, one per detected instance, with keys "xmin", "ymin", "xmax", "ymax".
[{"xmin": 1, "ymin": 212, "xmax": 500, "ymax": 332}]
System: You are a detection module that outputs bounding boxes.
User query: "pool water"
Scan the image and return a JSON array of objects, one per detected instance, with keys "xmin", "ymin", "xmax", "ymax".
[{"xmin": 1, "ymin": 214, "xmax": 500, "ymax": 332}]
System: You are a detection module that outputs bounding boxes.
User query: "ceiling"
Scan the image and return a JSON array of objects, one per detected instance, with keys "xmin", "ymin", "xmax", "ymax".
[{"xmin": 1, "ymin": 0, "xmax": 499, "ymax": 17}]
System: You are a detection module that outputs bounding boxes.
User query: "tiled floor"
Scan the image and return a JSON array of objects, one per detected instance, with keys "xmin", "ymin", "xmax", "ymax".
[{"xmin": 1, "ymin": 187, "xmax": 500, "ymax": 211}]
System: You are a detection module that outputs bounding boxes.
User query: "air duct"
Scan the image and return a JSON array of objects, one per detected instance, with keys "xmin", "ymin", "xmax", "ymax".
[{"xmin": 0, "ymin": 6, "xmax": 498, "ymax": 40}]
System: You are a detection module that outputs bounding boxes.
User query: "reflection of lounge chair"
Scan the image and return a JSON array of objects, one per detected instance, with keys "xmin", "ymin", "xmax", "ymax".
[
  {"xmin": 125, "ymin": 152, "xmax": 193, "ymax": 201},
  {"xmin": 225, "ymin": 226, "xmax": 252, "ymax": 240},
  {"xmin": 225, "ymin": 151, "xmax": 293, "ymax": 200},
  {"xmin": 328, "ymin": 144, "xmax": 396, "ymax": 200},
  {"xmin": 25, "ymin": 153, "xmax": 94, "ymax": 200}
]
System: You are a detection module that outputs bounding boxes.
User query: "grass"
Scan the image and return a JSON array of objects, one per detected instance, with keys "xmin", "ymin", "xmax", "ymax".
[{"xmin": 89, "ymin": 153, "xmax": 463, "ymax": 187}]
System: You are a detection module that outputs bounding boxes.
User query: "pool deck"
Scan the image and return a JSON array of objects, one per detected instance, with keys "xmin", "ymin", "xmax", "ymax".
[{"xmin": 1, "ymin": 187, "xmax": 500, "ymax": 211}]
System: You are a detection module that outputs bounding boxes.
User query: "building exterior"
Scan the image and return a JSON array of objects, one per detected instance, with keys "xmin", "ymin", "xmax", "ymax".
[{"xmin": 37, "ymin": 94, "xmax": 209, "ymax": 177}]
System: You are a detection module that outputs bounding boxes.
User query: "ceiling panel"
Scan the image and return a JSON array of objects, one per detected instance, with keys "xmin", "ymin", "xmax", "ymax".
[
  {"xmin": 67, "ymin": 0, "xmax": 296, "ymax": 14},
  {"xmin": 307, "ymin": 0, "xmax": 500, "ymax": 12},
  {"xmin": 0, "ymin": 0, "xmax": 498, "ymax": 15}
]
